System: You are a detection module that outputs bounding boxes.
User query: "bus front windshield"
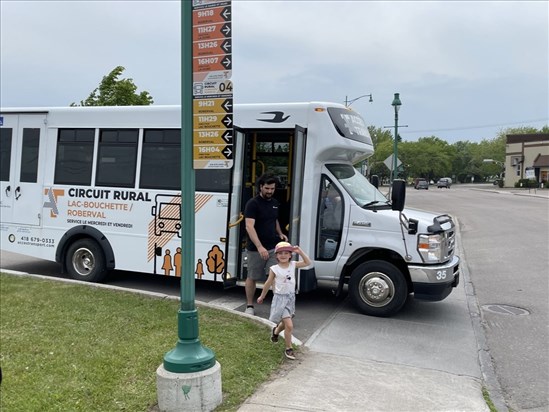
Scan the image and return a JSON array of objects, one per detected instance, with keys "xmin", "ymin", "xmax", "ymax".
[{"xmin": 326, "ymin": 164, "xmax": 389, "ymax": 208}]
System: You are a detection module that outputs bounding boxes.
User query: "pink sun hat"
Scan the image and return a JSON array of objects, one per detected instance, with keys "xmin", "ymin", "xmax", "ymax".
[{"xmin": 275, "ymin": 241, "xmax": 294, "ymax": 253}]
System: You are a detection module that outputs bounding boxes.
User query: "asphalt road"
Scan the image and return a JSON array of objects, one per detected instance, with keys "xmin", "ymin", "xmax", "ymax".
[
  {"xmin": 404, "ymin": 183, "xmax": 549, "ymax": 412},
  {"xmin": 2, "ymin": 183, "xmax": 547, "ymax": 411}
]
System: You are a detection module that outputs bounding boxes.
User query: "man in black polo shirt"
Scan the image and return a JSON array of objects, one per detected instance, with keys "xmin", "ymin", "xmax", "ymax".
[{"xmin": 244, "ymin": 173, "xmax": 288, "ymax": 315}]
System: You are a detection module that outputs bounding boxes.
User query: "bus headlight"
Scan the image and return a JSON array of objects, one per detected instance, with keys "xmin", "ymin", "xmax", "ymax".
[{"xmin": 418, "ymin": 234, "xmax": 443, "ymax": 262}]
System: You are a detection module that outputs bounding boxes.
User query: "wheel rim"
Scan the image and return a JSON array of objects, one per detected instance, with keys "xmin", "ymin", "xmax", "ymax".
[
  {"xmin": 358, "ymin": 271, "xmax": 395, "ymax": 307},
  {"xmin": 72, "ymin": 247, "xmax": 95, "ymax": 276}
]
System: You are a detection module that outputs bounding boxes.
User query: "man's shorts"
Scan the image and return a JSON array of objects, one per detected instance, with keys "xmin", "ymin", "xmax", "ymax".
[{"xmin": 246, "ymin": 249, "xmax": 277, "ymax": 281}]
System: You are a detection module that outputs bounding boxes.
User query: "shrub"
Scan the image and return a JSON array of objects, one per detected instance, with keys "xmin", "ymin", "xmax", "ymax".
[{"xmin": 515, "ymin": 178, "xmax": 539, "ymax": 188}]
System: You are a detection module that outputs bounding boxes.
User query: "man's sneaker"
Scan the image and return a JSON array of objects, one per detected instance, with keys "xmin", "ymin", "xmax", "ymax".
[
  {"xmin": 270, "ymin": 326, "xmax": 279, "ymax": 343},
  {"xmin": 244, "ymin": 306, "xmax": 255, "ymax": 315},
  {"xmin": 284, "ymin": 348, "xmax": 296, "ymax": 360}
]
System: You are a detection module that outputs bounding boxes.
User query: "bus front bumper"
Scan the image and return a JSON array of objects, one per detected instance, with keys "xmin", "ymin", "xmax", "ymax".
[{"xmin": 408, "ymin": 256, "xmax": 460, "ymax": 302}]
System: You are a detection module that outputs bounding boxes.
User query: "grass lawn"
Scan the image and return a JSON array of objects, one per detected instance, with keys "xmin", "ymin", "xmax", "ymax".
[{"xmin": 0, "ymin": 273, "xmax": 286, "ymax": 411}]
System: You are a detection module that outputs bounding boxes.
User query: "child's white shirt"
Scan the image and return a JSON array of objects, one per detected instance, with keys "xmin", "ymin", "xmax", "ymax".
[{"xmin": 270, "ymin": 261, "xmax": 296, "ymax": 295}]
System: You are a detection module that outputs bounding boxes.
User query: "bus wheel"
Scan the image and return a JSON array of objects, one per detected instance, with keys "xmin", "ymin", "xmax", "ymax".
[
  {"xmin": 349, "ymin": 260, "xmax": 407, "ymax": 317},
  {"xmin": 65, "ymin": 238, "xmax": 107, "ymax": 282}
]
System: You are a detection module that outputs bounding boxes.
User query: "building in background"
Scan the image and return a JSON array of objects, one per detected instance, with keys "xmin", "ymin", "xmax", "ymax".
[{"xmin": 505, "ymin": 134, "xmax": 549, "ymax": 187}]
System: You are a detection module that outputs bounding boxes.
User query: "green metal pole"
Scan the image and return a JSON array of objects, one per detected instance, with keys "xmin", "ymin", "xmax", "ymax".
[
  {"xmin": 392, "ymin": 93, "xmax": 401, "ymax": 181},
  {"xmin": 163, "ymin": 0, "xmax": 215, "ymax": 373},
  {"xmin": 393, "ymin": 115, "xmax": 398, "ymax": 181}
]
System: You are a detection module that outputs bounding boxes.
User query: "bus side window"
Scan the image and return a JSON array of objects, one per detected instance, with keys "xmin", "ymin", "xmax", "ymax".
[
  {"xmin": 96, "ymin": 129, "xmax": 138, "ymax": 188},
  {"xmin": 20, "ymin": 128, "xmax": 40, "ymax": 183},
  {"xmin": 139, "ymin": 129, "xmax": 230, "ymax": 192},
  {"xmin": 140, "ymin": 129, "xmax": 180, "ymax": 190},
  {"xmin": 0, "ymin": 128, "xmax": 13, "ymax": 181},
  {"xmin": 316, "ymin": 176, "xmax": 343, "ymax": 260},
  {"xmin": 54, "ymin": 129, "xmax": 94, "ymax": 186}
]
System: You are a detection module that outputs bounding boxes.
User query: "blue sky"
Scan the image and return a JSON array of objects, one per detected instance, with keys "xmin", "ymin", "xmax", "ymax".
[{"xmin": 1, "ymin": 0, "xmax": 547, "ymax": 143}]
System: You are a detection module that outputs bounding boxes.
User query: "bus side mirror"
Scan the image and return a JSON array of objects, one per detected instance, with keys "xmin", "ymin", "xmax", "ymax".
[
  {"xmin": 370, "ymin": 175, "xmax": 379, "ymax": 189},
  {"xmin": 391, "ymin": 179, "xmax": 406, "ymax": 211}
]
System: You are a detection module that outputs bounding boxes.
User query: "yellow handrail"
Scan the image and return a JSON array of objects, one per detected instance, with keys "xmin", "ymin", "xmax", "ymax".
[{"xmin": 228, "ymin": 212, "xmax": 244, "ymax": 228}]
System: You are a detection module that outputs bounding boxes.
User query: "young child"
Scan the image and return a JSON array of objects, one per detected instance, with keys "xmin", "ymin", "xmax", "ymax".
[{"xmin": 257, "ymin": 241, "xmax": 311, "ymax": 360}]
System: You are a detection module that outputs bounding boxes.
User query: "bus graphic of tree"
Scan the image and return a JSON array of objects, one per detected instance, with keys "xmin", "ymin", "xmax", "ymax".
[{"xmin": 206, "ymin": 245, "xmax": 225, "ymax": 281}]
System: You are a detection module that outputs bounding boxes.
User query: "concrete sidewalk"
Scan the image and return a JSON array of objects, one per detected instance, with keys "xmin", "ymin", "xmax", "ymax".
[
  {"xmin": 471, "ymin": 186, "xmax": 549, "ymax": 199},
  {"xmin": 238, "ymin": 351, "xmax": 488, "ymax": 412}
]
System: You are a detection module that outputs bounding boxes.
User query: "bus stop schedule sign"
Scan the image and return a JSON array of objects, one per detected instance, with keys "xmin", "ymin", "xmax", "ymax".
[{"xmin": 192, "ymin": 0, "xmax": 233, "ymax": 169}]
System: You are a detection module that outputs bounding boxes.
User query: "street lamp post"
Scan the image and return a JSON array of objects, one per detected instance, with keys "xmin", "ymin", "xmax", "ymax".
[
  {"xmin": 391, "ymin": 93, "xmax": 402, "ymax": 181},
  {"xmin": 345, "ymin": 93, "xmax": 373, "ymax": 107}
]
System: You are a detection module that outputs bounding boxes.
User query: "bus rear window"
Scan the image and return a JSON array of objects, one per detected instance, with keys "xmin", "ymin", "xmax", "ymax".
[{"xmin": 327, "ymin": 107, "xmax": 372, "ymax": 146}]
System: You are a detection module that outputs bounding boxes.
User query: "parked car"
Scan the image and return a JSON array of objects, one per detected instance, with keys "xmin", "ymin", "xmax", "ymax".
[
  {"xmin": 415, "ymin": 180, "xmax": 429, "ymax": 190},
  {"xmin": 414, "ymin": 178, "xmax": 427, "ymax": 189},
  {"xmin": 437, "ymin": 178, "xmax": 451, "ymax": 188}
]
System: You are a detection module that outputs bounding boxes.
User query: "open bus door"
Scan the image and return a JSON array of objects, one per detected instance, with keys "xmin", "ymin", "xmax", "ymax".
[
  {"xmin": 224, "ymin": 128, "xmax": 246, "ymax": 288},
  {"xmin": 287, "ymin": 126, "xmax": 306, "ymax": 246},
  {"xmin": 225, "ymin": 126, "xmax": 306, "ymax": 287}
]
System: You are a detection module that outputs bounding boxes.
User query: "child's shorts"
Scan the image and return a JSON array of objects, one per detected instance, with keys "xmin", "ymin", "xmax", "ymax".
[{"xmin": 269, "ymin": 293, "xmax": 296, "ymax": 323}]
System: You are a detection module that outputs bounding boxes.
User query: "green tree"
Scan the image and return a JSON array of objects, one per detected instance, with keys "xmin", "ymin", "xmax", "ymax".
[
  {"xmin": 367, "ymin": 124, "xmax": 548, "ymax": 184},
  {"xmin": 71, "ymin": 66, "xmax": 153, "ymax": 106},
  {"xmin": 402, "ymin": 136, "xmax": 453, "ymax": 181},
  {"xmin": 451, "ymin": 141, "xmax": 474, "ymax": 182}
]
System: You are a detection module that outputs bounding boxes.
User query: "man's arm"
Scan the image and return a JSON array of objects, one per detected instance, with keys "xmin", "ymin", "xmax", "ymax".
[
  {"xmin": 245, "ymin": 217, "xmax": 269, "ymax": 259},
  {"xmin": 275, "ymin": 220, "xmax": 288, "ymax": 242}
]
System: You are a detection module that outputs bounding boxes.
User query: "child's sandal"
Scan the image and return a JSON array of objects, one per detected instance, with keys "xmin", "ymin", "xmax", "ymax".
[{"xmin": 270, "ymin": 326, "xmax": 279, "ymax": 343}]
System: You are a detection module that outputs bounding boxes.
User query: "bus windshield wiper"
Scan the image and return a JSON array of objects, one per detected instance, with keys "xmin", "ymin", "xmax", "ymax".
[{"xmin": 363, "ymin": 201, "xmax": 380, "ymax": 208}]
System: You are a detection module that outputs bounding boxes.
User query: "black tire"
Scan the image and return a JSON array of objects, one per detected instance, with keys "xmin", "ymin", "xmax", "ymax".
[
  {"xmin": 65, "ymin": 238, "xmax": 107, "ymax": 282},
  {"xmin": 349, "ymin": 260, "xmax": 408, "ymax": 317}
]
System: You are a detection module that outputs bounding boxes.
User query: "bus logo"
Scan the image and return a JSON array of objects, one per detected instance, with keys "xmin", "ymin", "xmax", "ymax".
[
  {"xmin": 258, "ymin": 111, "xmax": 290, "ymax": 123},
  {"xmin": 152, "ymin": 194, "xmax": 182, "ymax": 238},
  {"xmin": 43, "ymin": 188, "xmax": 65, "ymax": 218}
]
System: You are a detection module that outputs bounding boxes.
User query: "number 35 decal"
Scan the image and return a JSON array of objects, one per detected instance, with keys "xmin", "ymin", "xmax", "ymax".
[{"xmin": 436, "ymin": 270, "xmax": 447, "ymax": 280}]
